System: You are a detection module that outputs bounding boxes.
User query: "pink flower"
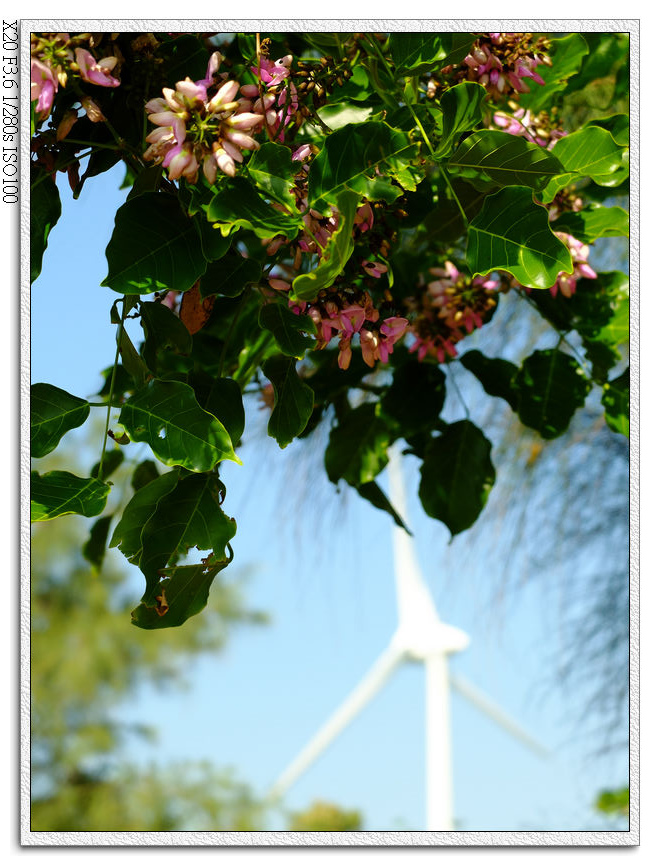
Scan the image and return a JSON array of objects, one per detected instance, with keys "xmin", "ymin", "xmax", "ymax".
[
  {"xmin": 74, "ymin": 48, "xmax": 120, "ymax": 87},
  {"xmin": 354, "ymin": 202, "xmax": 374, "ymax": 233},
  {"xmin": 361, "ymin": 259, "xmax": 388, "ymax": 279},
  {"xmin": 31, "ymin": 58, "xmax": 58, "ymax": 117},
  {"xmin": 292, "ymin": 143, "xmax": 312, "ymax": 162},
  {"xmin": 163, "ymin": 143, "xmax": 199, "ymax": 182}
]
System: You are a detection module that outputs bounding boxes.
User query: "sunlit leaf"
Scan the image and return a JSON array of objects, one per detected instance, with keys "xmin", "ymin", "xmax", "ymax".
[
  {"xmin": 292, "ymin": 190, "xmax": 359, "ymax": 300},
  {"xmin": 31, "ymin": 383, "xmax": 90, "ymax": 458},
  {"xmin": 551, "ymin": 205, "xmax": 629, "ymax": 243},
  {"xmin": 541, "ymin": 126, "xmax": 629, "ymax": 202},
  {"xmin": 189, "ymin": 374, "xmax": 245, "ymax": 446},
  {"xmin": 119, "ymin": 380, "xmax": 240, "ymax": 472},
  {"xmin": 435, "ymin": 82, "xmax": 487, "ymax": 158},
  {"xmin": 102, "ymin": 192, "xmax": 206, "ymax": 295},
  {"xmin": 110, "ymin": 469, "xmax": 180, "ymax": 564},
  {"xmin": 418, "ymin": 420, "xmax": 495, "ymax": 536},
  {"xmin": 447, "ymin": 130, "xmax": 564, "ymax": 191},
  {"xmin": 467, "ymin": 187, "xmax": 573, "ymax": 289},
  {"xmin": 206, "ymin": 176, "xmax": 303, "ymax": 240},
  {"xmin": 520, "ymin": 33, "xmax": 589, "ymax": 112},
  {"xmin": 389, "ymin": 33, "xmax": 477, "ymax": 75},
  {"xmin": 31, "ymin": 471, "xmax": 110, "ymax": 521},
  {"xmin": 307, "ymin": 121, "xmax": 419, "ymax": 211},
  {"xmin": 247, "ymin": 142, "xmax": 300, "ymax": 212}
]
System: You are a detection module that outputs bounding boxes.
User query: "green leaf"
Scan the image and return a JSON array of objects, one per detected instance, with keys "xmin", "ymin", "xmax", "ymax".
[
  {"xmin": 292, "ymin": 190, "xmax": 359, "ymax": 301},
  {"xmin": 460, "ymin": 350, "xmax": 519, "ymax": 410},
  {"xmin": 206, "ymin": 176, "xmax": 303, "ymax": 241},
  {"xmin": 379, "ymin": 360, "xmax": 446, "ymax": 436},
  {"xmin": 513, "ymin": 349, "xmax": 591, "ymax": 439},
  {"xmin": 356, "ymin": 480, "xmax": 411, "ymax": 534},
  {"xmin": 117, "ymin": 326, "xmax": 149, "ymax": 390},
  {"xmin": 31, "ymin": 383, "xmax": 90, "ymax": 458},
  {"xmin": 263, "ymin": 354, "xmax": 314, "ymax": 448},
  {"xmin": 200, "ymin": 253, "xmax": 262, "ymax": 298},
  {"xmin": 467, "ymin": 186, "xmax": 573, "ymax": 289},
  {"xmin": 418, "ymin": 420, "xmax": 495, "ymax": 536},
  {"xmin": 102, "ymin": 192, "xmax": 206, "ymax": 295},
  {"xmin": 31, "ymin": 471, "xmax": 110, "ymax": 522},
  {"xmin": 138, "ymin": 472, "xmax": 237, "ymax": 600},
  {"xmin": 435, "ymin": 82, "xmax": 487, "ymax": 158},
  {"xmin": 447, "ymin": 130, "xmax": 565, "ymax": 191},
  {"xmin": 90, "ymin": 448, "xmax": 124, "ymax": 480},
  {"xmin": 247, "ymin": 142, "xmax": 300, "ymax": 213},
  {"xmin": 159, "ymin": 33, "xmax": 210, "ymax": 86},
  {"xmin": 317, "ymin": 102, "xmax": 377, "ymax": 130},
  {"xmin": 601, "ymin": 368, "xmax": 629, "ymax": 437},
  {"xmin": 259, "ymin": 302, "xmax": 316, "ymax": 358},
  {"xmin": 520, "ymin": 34, "xmax": 589, "ymax": 112},
  {"xmin": 30, "ymin": 164, "xmax": 61, "ymax": 284},
  {"xmin": 110, "ymin": 469, "xmax": 180, "ymax": 564},
  {"xmin": 307, "ymin": 121, "xmax": 419, "ymax": 211},
  {"xmin": 541, "ymin": 127, "xmax": 629, "ymax": 203},
  {"xmin": 325, "ymin": 403, "xmax": 391, "ymax": 487},
  {"xmin": 189, "ymin": 374, "xmax": 245, "ymax": 446},
  {"xmin": 119, "ymin": 380, "xmax": 240, "ymax": 472},
  {"xmin": 139, "ymin": 301, "xmax": 193, "ymax": 375},
  {"xmin": 82, "ymin": 515, "xmax": 113, "ymax": 572},
  {"xmin": 390, "ymin": 33, "xmax": 477, "ymax": 75},
  {"xmin": 551, "ymin": 205, "xmax": 629, "ymax": 243},
  {"xmin": 131, "ymin": 558, "xmax": 231, "ymax": 630}
]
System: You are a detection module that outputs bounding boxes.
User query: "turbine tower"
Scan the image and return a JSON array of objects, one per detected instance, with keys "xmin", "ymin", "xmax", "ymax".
[{"xmin": 268, "ymin": 446, "xmax": 546, "ymax": 830}]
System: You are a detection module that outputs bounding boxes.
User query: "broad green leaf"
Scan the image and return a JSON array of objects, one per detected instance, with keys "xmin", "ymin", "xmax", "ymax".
[
  {"xmin": 200, "ymin": 253, "xmax": 262, "ymax": 298},
  {"xmin": 30, "ymin": 164, "xmax": 61, "ymax": 284},
  {"xmin": 119, "ymin": 380, "xmax": 240, "ymax": 472},
  {"xmin": 259, "ymin": 302, "xmax": 317, "ymax": 358},
  {"xmin": 389, "ymin": 33, "xmax": 477, "ymax": 75},
  {"xmin": 82, "ymin": 515, "xmax": 113, "ymax": 572},
  {"xmin": 206, "ymin": 176, "xmax": 303, "ymax": 240},
  {"xmin": 356, "ymin": 480, "xmax": 411, "ymax": 535},
  {"xmin": 138, "ymin": 472, "xmax": 237, "ymax": 599},
  {"xmin": 263, "ymin": 354, "xmax": 314, "ymax": 448},
  {"xmin": 513, "ymin": 349, "xmax": 591, "ymax": 439},
  {"xmin": 292, "ymin": 190, "xmax": 359, "ymax": 301},
  {"xmin": 31, "ymin": 383, "xmax": 90, "ymax": 458},
  {"xmin": 131, "ymin": 557, "xmax": 231, "ymax": 629},
  {"xmin": 307, "ymin": 121, "xmax": 419, "ymax": 211},
  {"xmin": 110, "ymin": 469, "xmax": 180, "ymax": 564},
  {"xmin": 325, "ymin": 403, "xmax": 391, "ymax": 487},
  {"xmin": 31, "ymin": 471, "xmax": 110, "ymax": 522},
  {"xmin": 317, "ymin": 102, "xmax": 377, "ymax": 130},
  {"xmin": 435, "ymin": 82, "xmax": 487, "ymax": 158},
  {"xmin": 520, "ymin": 34, "xmax": 589, "ymax": 112},
  {"xmin": 90, "ymin": 448, "xmax": 124, "ymax": 481},
  {"xmin": 139, "ymin": 301, "xmax": 192, "ymax": 374},
  {"xmin": 380, "ymin": 360, "xmax": 446, "ymax": 436},
  {"xmin": 551, "ymin": 205, "xmax": 629, "ymax": 243},
  {"xmin": 467, "ymin": 187, "xmax": 573, "ymax": 289},
  {"xmin": 247, "ymin": 142, "xmax": 300, "ymax": 212},
  {"xmin": 459, "ymin": 350, "xmax": 519, "ymax": 410},
  {"xmin": 131, "ymin": 459, "xmax": 160, "ymax": 491},
  {"xmin": 588, "ymin": 114, "xmax": 630, "ymax": 147},
  {"xmin": 602, "ymin": 368, "xmax": 629, "ymax": 437},
  {"xmin": 541, "ymin": 127, "xmax": 629, "ymax": 203},
  {"xmin": 102, "ymin": 192, "xmax": 206, "ymax": 295},
  {"xmin": 447, "ymin": 130, "xmax": 564, "ymax": 191},
  {"xmin": 195, "ymin": 216, "xmax": 232, "ymax": 262},
  {"xmin": 189, "ymin": 374, "xmax": 245, "ymax": 446},
  {"xmin": 418, "ymin": 420, "xmax": 495, "ymax": 536}
]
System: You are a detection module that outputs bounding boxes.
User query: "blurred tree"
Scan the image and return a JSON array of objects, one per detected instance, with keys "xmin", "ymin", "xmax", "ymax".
[{"xmin": 288, "ymin": 800, "xmax": 363, "ymax": 832}]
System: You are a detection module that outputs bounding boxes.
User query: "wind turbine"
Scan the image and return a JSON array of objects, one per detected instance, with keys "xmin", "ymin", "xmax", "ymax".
[{"xmin": 268, "ymin": 446, "xmax": 547, "ymax": 830}]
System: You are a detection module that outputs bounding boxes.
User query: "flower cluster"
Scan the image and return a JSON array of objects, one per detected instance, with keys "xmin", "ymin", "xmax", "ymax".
[
  {"xmin": 548, "ymin": 233, "xmax": 597, "ymax": 298},
  {"xmin": 31, "ymin": 33, "xmax": 120, "ymax": 121},
  {"xmin": 493, "ymin": 102, "xmax": 566, "ymax": 149},
  {"xmin": 240, "ymin": 54, "xmax": 299, "ymax": 143},
  {"xmin": 456, "ymin": 33, "xmax": 551, "ymax": 99},
  {"xmin": 144, "ymin": 51, "xmax": 265, "ymax": 183},
  {"xmin": 406, "ymin": 262, "xmax": 500, "ymax": 362}
]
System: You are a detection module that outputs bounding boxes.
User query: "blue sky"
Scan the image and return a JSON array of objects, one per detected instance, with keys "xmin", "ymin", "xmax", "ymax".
[{"xmin": 30, "ymin": 158, "xmax": 630, "ymax": 834}]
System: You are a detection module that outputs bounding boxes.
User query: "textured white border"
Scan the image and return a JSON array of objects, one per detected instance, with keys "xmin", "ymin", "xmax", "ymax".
[{"xmin": 21, "ymin": 18, "xmax": 639, "ymax": 848}]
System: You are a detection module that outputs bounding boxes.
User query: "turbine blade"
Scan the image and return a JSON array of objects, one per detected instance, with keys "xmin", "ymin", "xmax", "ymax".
[
  {"xmin": 268, "ymin": 642, "xmax": 405, "ymax": 800},
  {"xmin": 450, "ymin": 672, "xmax": 549, "ymax": 757}
]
